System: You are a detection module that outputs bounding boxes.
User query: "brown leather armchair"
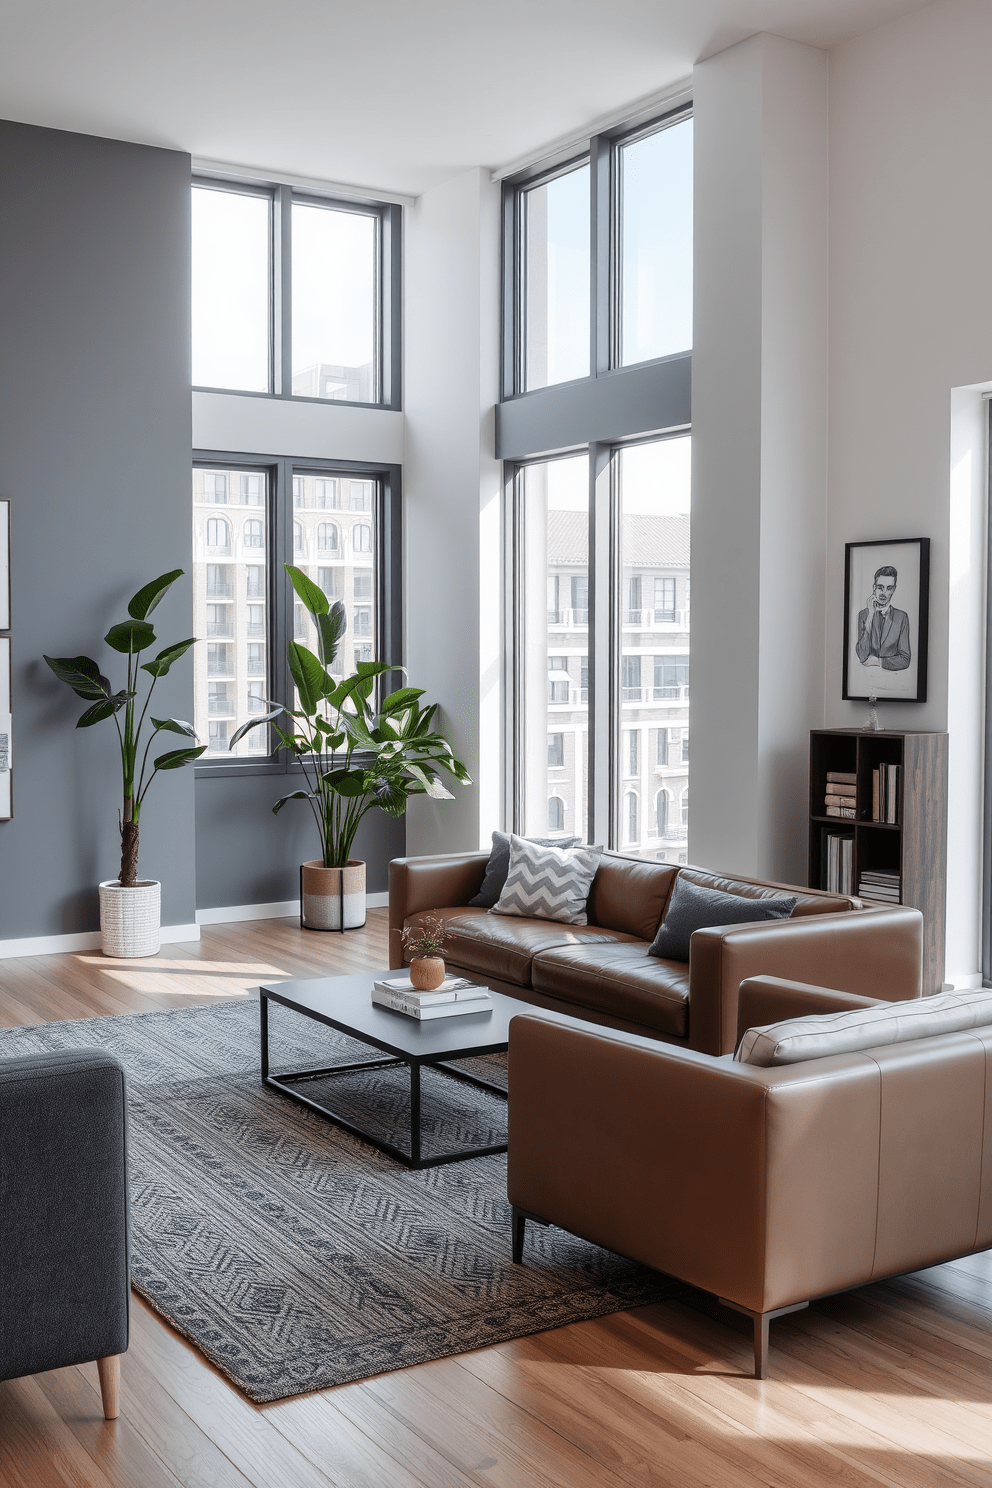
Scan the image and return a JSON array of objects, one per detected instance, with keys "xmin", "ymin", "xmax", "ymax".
[{"xmin": 507, "ymin": 978, "xmax": 992, "ymax": 1377}]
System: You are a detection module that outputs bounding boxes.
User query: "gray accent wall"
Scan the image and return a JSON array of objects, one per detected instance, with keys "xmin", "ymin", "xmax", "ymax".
[
  {"xmin": 195, "ymin": 773, "xmax": 405, "ymax": 909},
  {"xmin": 0, "ymin": 120, "xmax": 196, "ymax": 936}
]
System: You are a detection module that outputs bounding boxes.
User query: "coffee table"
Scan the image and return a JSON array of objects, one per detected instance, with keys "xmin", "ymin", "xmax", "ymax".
[{"xmin": 258, "ymin": 970, "xmax": 534, "ymax": 1169}]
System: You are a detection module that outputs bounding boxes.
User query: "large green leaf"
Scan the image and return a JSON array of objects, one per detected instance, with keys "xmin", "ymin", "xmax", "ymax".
[
  {"xmin": 44, "ymin": 654, "xmax": 111, "ymax": 701},
  {"xmin": 141, "ymin": 637, "xmax": 196, "ymax": 677},
  {"xmin": 366, "ymin": 773, "xmax": 413, "ymax": 816},
  {"xmin": 315, "ymin": 602, "xmax": 347, "ymax": 669},
  {"xmin": 153, "ymin": 746, "xmax": 206, "ymax": 770},
  {"xmin": 288, "ymin": 642, "xmax": 331, "ymax": 715},
  {"xmin": 152, "ymin": 717, "xmax": 199, "ymax": 738},
  {"xmin": 228, "ymin": 709, "xmax": 282, "ymax": 749},
  {"xmin": 272, "ymin": 790, "xmax": 315, "ymax": 815},
  {"xmin": 76, "ymin": 690, "xmax": 132, "ymax": 728},
  {"xmin": 380, "ymin": 686, "xmax": 424, "ymax": 716},
  {"xmin": 128, "ymin": 569, "xmax": 183, "ymax": 620},
  {"xmin": 105, "ymin": 619, "xmax": 155, "ymax": 654},
  {"xmin": 321, "ymin": 767, "xmax": 367, "ymax": 798},
  {"xmin": 285, "ymin": 564, "xmax": 329, "ymax": 617}
]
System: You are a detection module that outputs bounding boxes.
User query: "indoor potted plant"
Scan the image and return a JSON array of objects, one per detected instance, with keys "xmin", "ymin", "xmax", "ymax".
[
  {"xmin": 401, "ymin": 914, "xmax": 451, "ymax": 990},
  {"xmin": 231, "ymin": 565, "xmax": 470, "ymax": 930},
  {"xmin": 44, "ymin": 570, "xmax": 204, "ymax": 957}
]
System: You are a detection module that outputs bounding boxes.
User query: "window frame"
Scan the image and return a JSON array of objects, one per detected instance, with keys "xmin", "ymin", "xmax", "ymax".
[
  {"xmin": 193, "ymin": 449, "xmax": 402, "ymax": 778},
  {"xmin": 192, "ymin": 176, "xmax": 402, "ymax": 412},
  {"xmin": 501, "ymin": 103, "xmax": 692, "ymax": 401}
]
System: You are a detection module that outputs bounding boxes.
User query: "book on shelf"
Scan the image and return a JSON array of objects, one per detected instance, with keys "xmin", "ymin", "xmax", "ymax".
[
  {"xmin": 826, "ymin": 771, "xmax": 856, "ymax": 785},
  {"xmin": 871, "ymin": 764, "xmax": 900, "ymax": 823},
  {"xmin": 371, "ymin": 979, "xmax": 493, "ymax": 1019},
  {"xmin": 825, "ymin": 804, "xmax": 855, "ymax": 818},
  {"xmin": 826, "ymin": 834, "xmax": 854, "ymax": 895},
  {"xmin": 824, "ymin": 781, "xmax": 855, "ymax": 797},
  {"xmin": 824, "ymin": 792, "xmax": 855, "ymax": 807}
]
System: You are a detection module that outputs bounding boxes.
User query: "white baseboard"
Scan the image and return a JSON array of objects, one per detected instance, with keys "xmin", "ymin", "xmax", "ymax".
[
  {"xmin": 0, "ymin": 922, "xmax": 201, "ymax": 960},
  {"xmin": 196, "ymin": 891, "xmax": 389, "ymax": 926}
]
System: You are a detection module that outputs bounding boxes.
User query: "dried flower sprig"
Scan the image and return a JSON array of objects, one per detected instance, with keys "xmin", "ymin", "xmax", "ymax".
[{"xmin": 401, "ymin": 914, "xmax": 451, "ymax": 959}]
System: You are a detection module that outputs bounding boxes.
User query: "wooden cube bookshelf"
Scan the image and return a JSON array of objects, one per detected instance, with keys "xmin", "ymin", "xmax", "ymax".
[{"xmin": 808, "ymin": 729, "xmax": 948, "ymax": 994}]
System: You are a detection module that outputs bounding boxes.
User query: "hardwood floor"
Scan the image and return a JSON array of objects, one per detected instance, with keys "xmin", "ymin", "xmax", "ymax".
[{"xmin": 1, "ymin": 910, "xmax": 990, "ymax": 1487}]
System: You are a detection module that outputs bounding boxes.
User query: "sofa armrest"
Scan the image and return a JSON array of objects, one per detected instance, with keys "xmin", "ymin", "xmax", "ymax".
[
  {"xmin": 388, "ymin": 852, "xmax": 489, "ymax": 968},
  {"xmin": 688, "ymin": 905, "xmax": 923, "ymax": 1055},
  {"xmin": 736, "ymin": 975, "xmax": 884, "ymax": 1049},
  {"xmin": 0, "ymin": 1049, "xmax": 129, "ymax": 1382},
  {"xmin": 507, "ymin": 1013, "xmax": 880, "ymax": 1315}
]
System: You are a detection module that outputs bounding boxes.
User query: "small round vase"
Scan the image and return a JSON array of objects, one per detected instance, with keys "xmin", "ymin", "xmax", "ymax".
[{"xmin": 409, "ymin": 956, "xmax": 446, "ymax": 991}]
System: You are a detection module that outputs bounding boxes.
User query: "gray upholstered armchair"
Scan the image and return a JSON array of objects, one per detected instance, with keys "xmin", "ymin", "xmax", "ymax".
[{"xmin": 0, "ymin": 1048, "xmax": 130, "ymax": 1418}]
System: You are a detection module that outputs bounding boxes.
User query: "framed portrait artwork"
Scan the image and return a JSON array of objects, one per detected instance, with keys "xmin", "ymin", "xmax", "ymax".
[
  {"xmin": 0, "ymin": 635, "xmax": 10, "ymax": 819},
  {"xmin": 842, "ymin": 538, "xmax": 930, "ymax": 703}
]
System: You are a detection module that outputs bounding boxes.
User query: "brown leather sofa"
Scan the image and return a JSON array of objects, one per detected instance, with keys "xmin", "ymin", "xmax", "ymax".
[
  {"xmin": 388, "ymin": 852, "xmax": 924, "ymax": 1055},
  {"xmin": 507, "ymin": 976, "xmax": 992, "ymax": 1377}
]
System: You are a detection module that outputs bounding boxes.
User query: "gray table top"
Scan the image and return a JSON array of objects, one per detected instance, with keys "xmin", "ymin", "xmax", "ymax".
[{"xmin": 259, "ymin": 969, "xmax": 537, "ymax": 1062}]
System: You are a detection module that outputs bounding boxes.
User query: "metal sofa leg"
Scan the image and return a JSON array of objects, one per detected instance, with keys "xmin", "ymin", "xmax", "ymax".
[
  {"xmin": 97, "ymin": 1355, "xmax": 120, "ymax": 1419},
  {"xmin": 718, "ymin": 1299, "xmax": 809, "ymax": 1379}
]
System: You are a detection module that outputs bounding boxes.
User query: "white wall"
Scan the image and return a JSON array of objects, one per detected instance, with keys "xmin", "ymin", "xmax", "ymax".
[
  {"xmin": 192, "ymin": 392, "xmax": 403, "ymax": 466},
  {"xmin": 403, "ymin": 166, "xmax": 501, "ymax": 855},
  {"xmin": 829, "ymin": 0, "xmax": 992, "ymax": 979},
  {"xmin": 690, "ymin": 33, "xmax": 829, "ymax": 884}
]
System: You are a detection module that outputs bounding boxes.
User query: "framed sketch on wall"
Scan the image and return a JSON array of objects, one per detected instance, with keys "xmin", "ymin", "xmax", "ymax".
[
  {"xmin": 842, "ymin": 537, "xmax": 930, "ymax": 703},
  {"xmin": 0, "ymin": 498, "xmax": 8, "ymax": 630},
  {"xmin": 0, "ymin": 636, "xmax": 10, "ymax": 819}
]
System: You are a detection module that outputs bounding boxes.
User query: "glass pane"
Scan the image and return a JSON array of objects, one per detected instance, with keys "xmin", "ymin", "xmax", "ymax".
[
  {"xmin": 523, "ymin": 164, "xmax": 590, "ymax": 390},
  {"xmin": 619, "ymin": 117, "xmax": 693, "ymax": 366},
  {"xmin": 292, "ymin": 203, "xmax": 377, "ymax": 403},
  {"xmin": 193, "ymin": 467, "xmax": 270, "ymax": 757},
  {"xmin": 291, "ymin": 471, "xmax": 377, "ymax": 675},
  {"xmin": 617, "ymin": 436, "xmax": 690, "ymax": 860},
  {"xmin": 520, "ymin": 453, "xmax": 589, "ymax": 841},
  {"xmin": 192, "ymin": 187, "xmax": 271, "ymax": 392}
]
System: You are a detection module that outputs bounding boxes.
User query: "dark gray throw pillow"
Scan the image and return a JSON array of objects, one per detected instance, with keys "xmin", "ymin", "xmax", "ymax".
[
  {"xmin": 469, "ymin": 830, "xmax": 581, "ymax": 908},
  {"xmin": 648, "ymin": 876, "xmax": 798, "ymax": 963}
]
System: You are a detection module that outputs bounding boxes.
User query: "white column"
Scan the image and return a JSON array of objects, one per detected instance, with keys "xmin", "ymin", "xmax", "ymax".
[
  {"xmin": 690, "ymin": 33, "xmax": 828, "ymax": 882},
  {"xmin": 403, "ymin": 167, "xmax": 501, "ymax": 854}
]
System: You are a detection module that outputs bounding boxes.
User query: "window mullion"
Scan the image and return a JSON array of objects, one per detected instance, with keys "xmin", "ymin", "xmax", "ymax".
[
  {"xmin": 588, "ymin": 443, "xmax": 614, "ymax": 846},
  {"xmin": 276, "ymin": 185, "xmax": 292, "ymax": 399},
  {"xmin": 591, "ymin": 135, "xmax": 611, "ymax": 377}
]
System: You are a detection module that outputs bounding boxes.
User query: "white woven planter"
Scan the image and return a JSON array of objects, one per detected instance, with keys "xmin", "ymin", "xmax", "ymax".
[{"xmin": 99, "ymin": 879, "xmax": 161, "ymax": 958}]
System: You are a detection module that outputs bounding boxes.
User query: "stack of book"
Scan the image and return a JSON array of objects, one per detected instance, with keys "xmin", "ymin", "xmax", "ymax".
[
  {"xmin": 857, "ymin": 870, "xmax": 901, "ymax": 904},
  {"xmin": 824, "ymin": 770, "xmax": 856, "ymax": 818},
  {"xmin": 826, "ymin": 834, "xmax": 854, "ymax": 894},
  {"xmin": 371, "ymin": 974, "xmax": 493, "ymax": 1020},
  {"xmin": 872, "ymin": 764, "xmax": 900, "ymax": 824}
]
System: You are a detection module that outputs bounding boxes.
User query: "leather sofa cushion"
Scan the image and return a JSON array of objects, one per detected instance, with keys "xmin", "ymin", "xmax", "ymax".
[
  {"xmin": 532, "ymin": 942, "xmax": 689, "ymax": 1038},
  {"xmin": 738, "ymin": 988, "xmax": 992, "ymax": 1066},
  {"xmin": 586, "ymin": 856, "xmax": 678, "ymax": 941},
  {"xmin": 402, "ymin": 907, "xmax": 635, "ymax": 987},
  {"xmin": 679, "ymin": 866, "xmax": 851, "ymax": 918}
]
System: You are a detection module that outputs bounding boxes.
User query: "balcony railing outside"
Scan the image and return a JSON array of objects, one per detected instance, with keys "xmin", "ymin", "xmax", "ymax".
[
  {"xmin": 547, "ymin": 608, "xmax": 589, "ymax": 627},
  {"xmin": 619, "ymin": 684, "xmax": 689, "ymax": 704},
  {"xmin": 206, "ymin": 579, "xmax": 234, "ymax": 599},
  {"xmin": 206, "ymin": 621, "xmax": 233, "ymax": 638},
  {"xmin": 621, "ymin": 608, "xmax": 688, "ymax": 628},
  {"xmin": 246, "ymin": 621, "xmax": 265, "ymax": 637},
  {"xmin": 208, "ymin": 697, "xmax": 235, "ymax": 715}
]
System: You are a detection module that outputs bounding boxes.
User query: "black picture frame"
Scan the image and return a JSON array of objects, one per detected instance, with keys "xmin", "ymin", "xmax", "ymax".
[{"xmin": 842, "ymin": 537, "xmax": 929, "ymax": 703}]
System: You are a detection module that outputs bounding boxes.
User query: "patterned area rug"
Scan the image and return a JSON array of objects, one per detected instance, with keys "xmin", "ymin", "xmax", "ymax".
[{"xmin": 0, "ymin": 999, "xmax": 676, "ymax": 1402}]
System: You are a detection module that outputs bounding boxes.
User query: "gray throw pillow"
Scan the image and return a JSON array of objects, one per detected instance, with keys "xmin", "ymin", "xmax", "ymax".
[
  {"xmin": 490, "ymin": 834, "xmax": 603, "ymax": 925},
  {"xmin": 469, "ymin": 830, "xmax": 581, "ymax": 908},
  {"xmin": 648, "ymin": 876, "xmax": 798, "ymax": 963}
]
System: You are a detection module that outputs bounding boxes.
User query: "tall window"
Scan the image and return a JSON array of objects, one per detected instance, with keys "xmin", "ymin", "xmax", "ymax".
[
  {"xmin": 504, "ymin": 105, "xmax": 691, "ymax": 398},
  {"xmin": 192, "ymin": 186, "xmax": 271, "ymax": 394},
  {"xmin": 511, "ymin": 434, "xmax": 690, "ymax": 860},
  {"xmin": 194, "ymin": 467, "xmax": 269, "ymax": 757},
  {"xmin": 617, "ymin": 117, "xmax": 693, "ymax": 365},
  {"xmin": 520, "ymin": 162, "xmax": 590, "ymax": 390},
  {"xmin": 288, "ymin": 469, "xmax": 380, "ymax": 680},
  {"xmin": 192, "ymin": 179, "xmax": 399, "ymax": 407},
  {"xmin": 516, "ymin": 454, "xmax": 589, "ymax": 841}
]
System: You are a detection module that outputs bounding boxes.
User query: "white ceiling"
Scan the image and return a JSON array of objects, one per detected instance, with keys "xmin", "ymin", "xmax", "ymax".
[{"xmin": 0, "ymin": 0, "xmax": 930, "ymax": 195}]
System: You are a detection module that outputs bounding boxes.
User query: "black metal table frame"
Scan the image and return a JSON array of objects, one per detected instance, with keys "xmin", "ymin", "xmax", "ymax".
[{"xmin": 259, "ymin": 988, "xmax": 509, "ymax": 1170}]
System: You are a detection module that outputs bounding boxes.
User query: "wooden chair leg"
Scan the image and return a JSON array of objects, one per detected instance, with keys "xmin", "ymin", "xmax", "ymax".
[{"xmin": 97, "ymin": 1354, "xmax": 120, "ymax": 1419}]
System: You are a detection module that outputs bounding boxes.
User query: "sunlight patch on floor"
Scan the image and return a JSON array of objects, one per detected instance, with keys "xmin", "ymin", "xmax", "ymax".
[{"xmin": 73, "ymin": 956, "xmax": 290, "ymax": 975}]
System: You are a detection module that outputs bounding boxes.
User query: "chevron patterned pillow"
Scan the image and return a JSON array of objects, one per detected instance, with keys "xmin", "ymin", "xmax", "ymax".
[{"xmin": 489, "ymin": 834, "xmax": 604, "ymax": 924}]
